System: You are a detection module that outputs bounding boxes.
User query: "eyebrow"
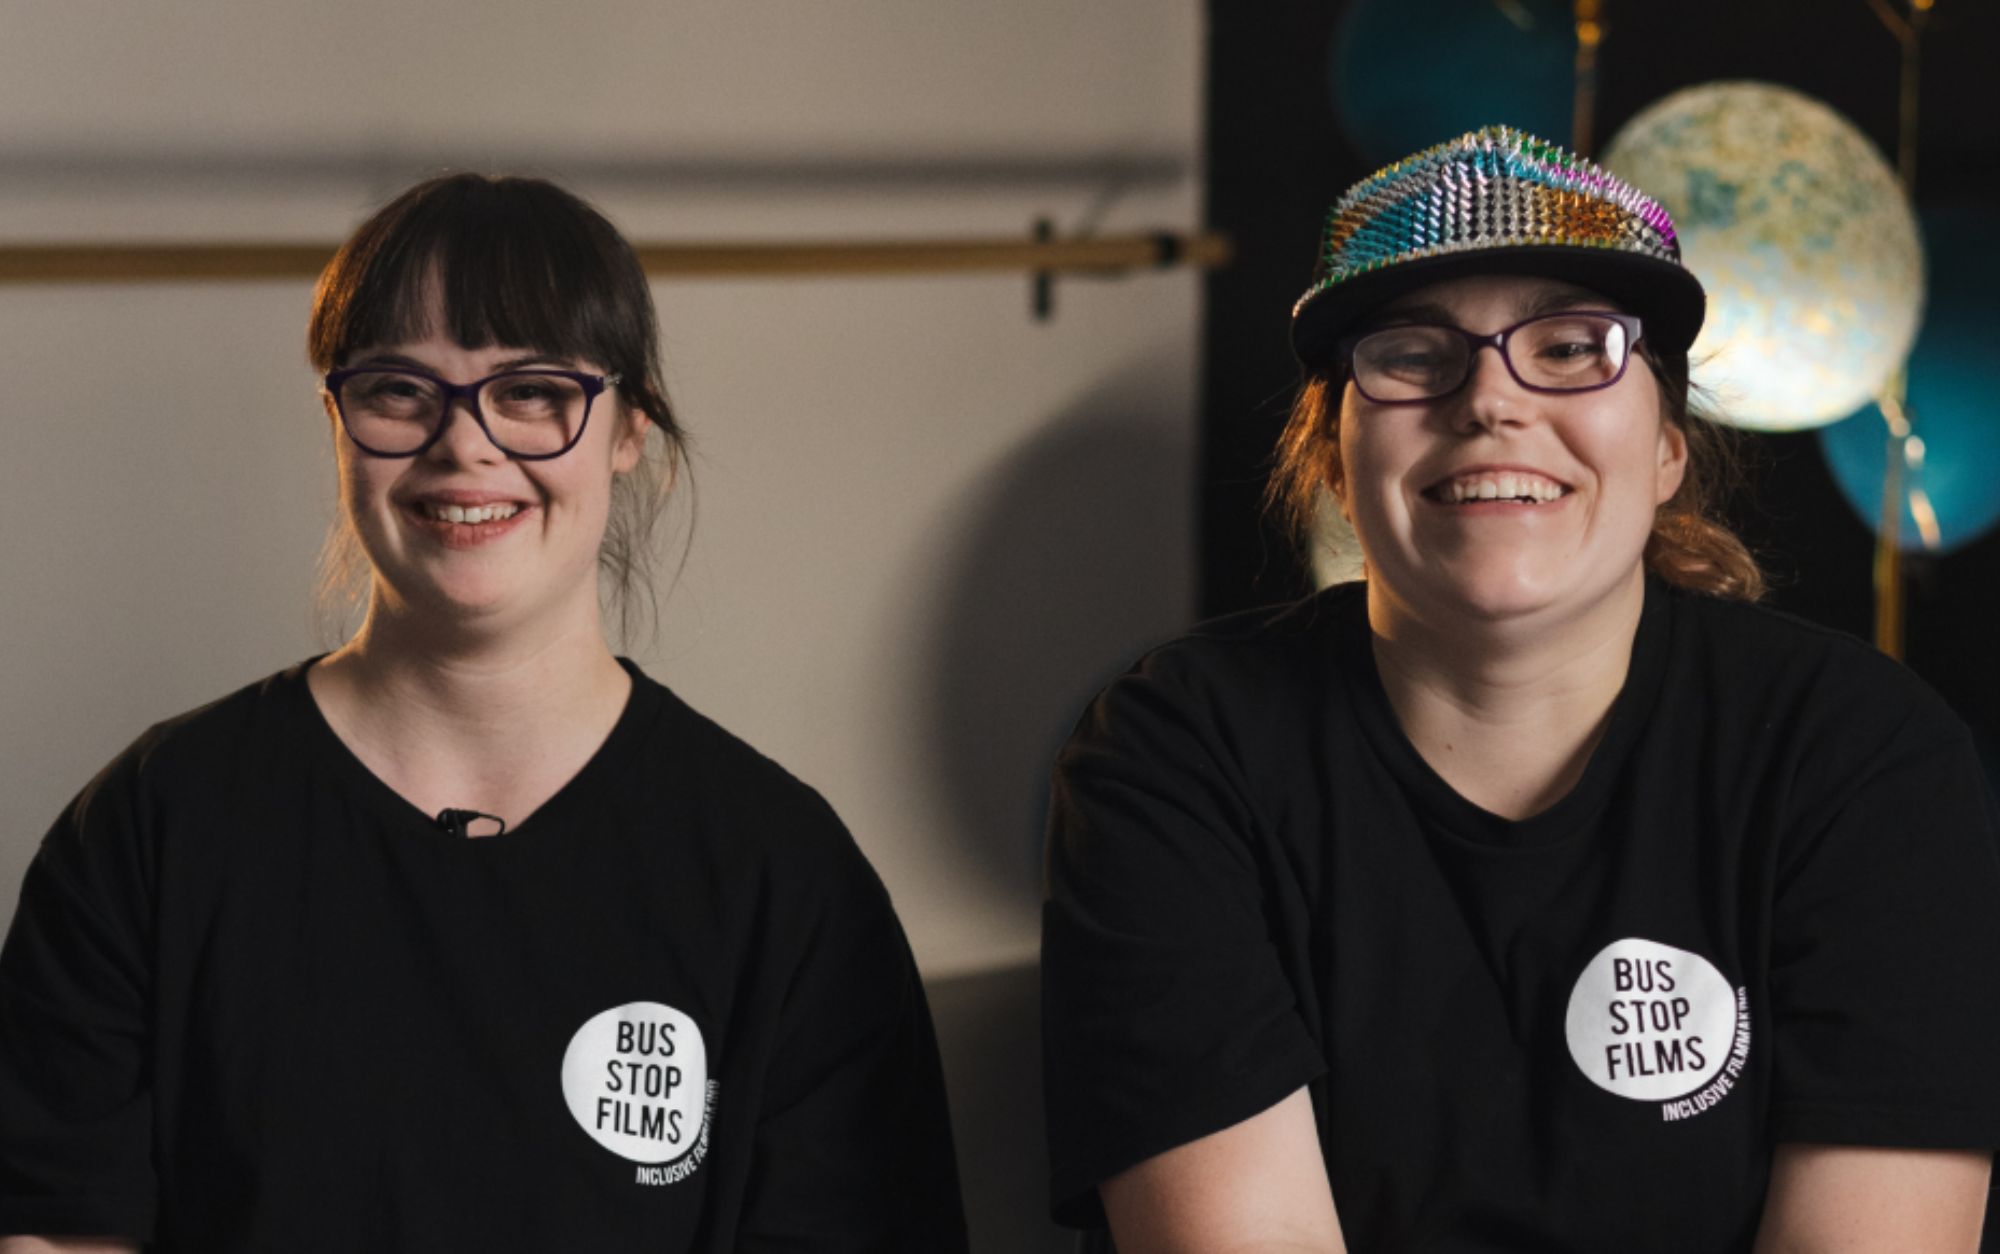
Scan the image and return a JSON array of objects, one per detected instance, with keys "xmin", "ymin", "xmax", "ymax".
[
  {"xmin": 1522, "ymin": 286, "xmax": 1616, "ymax": 317},
  {"xmin": 1368, "ymin": 301, "xmax": 1456, "ymax": 327}
]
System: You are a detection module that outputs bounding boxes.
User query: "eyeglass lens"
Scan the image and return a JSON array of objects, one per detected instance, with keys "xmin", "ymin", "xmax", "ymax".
[
  {"xmin": 1352, "ymin": 314, "xmax": 1632, "ymax": 402},
  {"xmin": 337, "ymin": 371, "xmax": 591, "ymax": 456}
]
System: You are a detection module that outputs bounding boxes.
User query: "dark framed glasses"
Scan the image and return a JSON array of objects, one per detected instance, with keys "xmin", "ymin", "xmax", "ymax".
[
  {"xmin": 323, "ymin": 366, "xmax": 621, "ymax": 459},
  {"xmin": 1339, "ymin": 311, "xmax": 1645, "ymax": 405}
]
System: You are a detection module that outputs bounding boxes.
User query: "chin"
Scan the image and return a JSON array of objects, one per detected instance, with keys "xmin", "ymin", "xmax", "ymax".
[
  {"xmin": 1442, "ymin": 561, "xmax": 1646, "ymax": 627},
  {"xmin": 393, "ymin": 571, "xmax": 521, "ymax": 623},
  {"xmin": 1389, "ymin": 552, "xmax": 1572, "ymax": 624},
  {"xmin": 1440, "ymin": 585, "xmax": 1559, "ymax": 624}
]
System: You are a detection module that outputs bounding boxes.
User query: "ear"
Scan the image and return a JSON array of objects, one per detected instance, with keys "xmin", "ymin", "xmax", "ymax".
[
  {"xmin": 1654, "ymin": 418, "xmax": 1689, "ymax": 506},
  {"xmin": 323, "ymin": 393, "xmax": 356, "ymax": 473},
  {"xmin": 610, "ymin": 406, "xmax": 649, "ymax": 475},
  {"xmin": 1325, "ymin": 380, "xmax": 1353, "ymax": 521},
  {"xmin": 1326, "ymin": 472, "xmax": 1352, "ymax": 524}
]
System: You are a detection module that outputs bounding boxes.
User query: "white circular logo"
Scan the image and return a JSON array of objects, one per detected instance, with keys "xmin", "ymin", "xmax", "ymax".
[
  {"xmin": 561, "ymin": 1001, "xmax": 709, "ymax": 1163},
  {"xmin": 1565, "ymin": 938, "xmax": 1738, "ymax": 1101}
]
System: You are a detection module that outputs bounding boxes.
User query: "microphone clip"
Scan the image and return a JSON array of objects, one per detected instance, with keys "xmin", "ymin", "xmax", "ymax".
[{"xmin": 435, "ymin": 808, "xmax": 507, "ymax": 838}]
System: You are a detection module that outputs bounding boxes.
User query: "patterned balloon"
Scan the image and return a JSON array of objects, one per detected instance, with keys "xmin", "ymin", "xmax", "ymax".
[{"xmin": 1601, "ymin": 82, "xmax": 1923, "ymax": 432}]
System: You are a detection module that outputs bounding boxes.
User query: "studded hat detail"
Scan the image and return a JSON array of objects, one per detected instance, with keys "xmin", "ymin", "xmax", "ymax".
[{"xmin": 1290, "ymin": 126, "xmax": 1706, "ymax": 368}]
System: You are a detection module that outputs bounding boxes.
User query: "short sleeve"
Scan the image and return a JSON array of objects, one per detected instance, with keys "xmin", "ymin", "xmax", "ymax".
[
  {"xmin": 1767, "ymin": 710, "xmax": 2000, "ymax": 1149},
  {"xmin": 0, "ymin": 747, "xmax": 159, "ymax": 1240},
  {"xmin": 1041, "ymin": 653, "xmax": 1325, "ymax": 1227},
  {"xmin": 734, "ymin": 822, "xmax": 969, "ymax": 1253}
]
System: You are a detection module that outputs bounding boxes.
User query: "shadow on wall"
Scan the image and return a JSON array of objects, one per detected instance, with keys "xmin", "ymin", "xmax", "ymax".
[
  {"xmin": 913, "ymin": 368, "xmax": 1189, "ymax": 1251},
  {"xmin": 927, "ymin": 962, "xmax": 1071, "ymax": 1254},
  {"xmin": 916, "ymin": 372, "xmax": 1193, "ymax": 902}
]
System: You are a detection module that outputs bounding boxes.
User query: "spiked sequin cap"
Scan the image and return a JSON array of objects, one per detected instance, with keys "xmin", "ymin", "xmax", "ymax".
[{"xmin": 1291, "ymin": 126, "xmax": 1705, "ymax": 367}]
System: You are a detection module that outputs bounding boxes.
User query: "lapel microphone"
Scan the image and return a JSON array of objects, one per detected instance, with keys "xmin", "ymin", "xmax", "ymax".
[{"xmin": 435, "ymin": 808, "xmax": 507, "ymax": 838}]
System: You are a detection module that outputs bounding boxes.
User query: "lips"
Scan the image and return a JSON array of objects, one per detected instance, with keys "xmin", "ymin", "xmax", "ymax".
[
  {"xmin": 1424, "ymin": 468, "xmax": 1571, "ymax": 505},
  {"xmin": 422, "ymin": 502, "xmax": 520, "ymax": 524},
  {"xmin": 400, "ymin": 492, "xmax": 535, "ymax": 548}
]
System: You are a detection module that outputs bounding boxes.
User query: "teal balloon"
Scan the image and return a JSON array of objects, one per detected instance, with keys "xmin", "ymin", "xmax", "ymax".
[
  {"xmin": 1330, "ymin": 0, "xmax": 1576, "ymax": 166},
  {"xmin": 1818, "ymin": 208, "xmax": 2000, "ymax": 554}
]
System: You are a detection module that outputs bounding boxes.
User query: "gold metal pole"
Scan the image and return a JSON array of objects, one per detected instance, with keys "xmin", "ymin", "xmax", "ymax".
[
  {"xmin": 1572, "ymin": 0, "xmax": 1605, "ymax": 156},
  {"xmin": 1896, "ymin": 0, "xmax": 1930, "ymax": 189},
  {"xmin": 1869, "ymin": 0, "xmax": 1930, "ymax": 657},
  {"xmin": 1873, "ymin": 371, "xmax": 1911, "ymax": 659},
  {"xmin": 0, "ymin": 232, "xmax": 1233, "ymax": 286}
]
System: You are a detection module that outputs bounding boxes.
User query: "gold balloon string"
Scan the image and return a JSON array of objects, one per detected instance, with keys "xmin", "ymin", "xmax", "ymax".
[
  {"xmin": 1865, "ymin": 0, "xmax": 1933, "ymax": 656},
  {"xmin": 1874, "ymin": 372, "xmax": 1907, "ymax": 658},
  {"xmin": 1571, "ymin": 0, "xmax": 1605, "ymax": 156},
  {"xmin": 1904, "ymin": 450, "xmax": 1945, "ymax": 552},
  {"xmin": 1876, "ymin": 381, "xmax": 1945, "ymax": 551}
]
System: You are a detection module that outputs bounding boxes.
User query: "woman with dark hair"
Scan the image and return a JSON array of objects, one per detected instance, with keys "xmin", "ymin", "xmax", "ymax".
[
  {"xmin": 1042, "ymin": 128, "xmax": 2000, "ymax": 1251},
  {"xmin": 0, "ymin": 174, "xmax": 967, "ymax": 1253}
]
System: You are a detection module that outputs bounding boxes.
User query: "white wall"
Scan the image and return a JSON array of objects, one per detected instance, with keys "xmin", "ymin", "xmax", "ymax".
[
  {"xmin": 1, "ymin": 0, "xmax": 1203, "ymax": 970},
  {"xmin": 2, "ymin": 4, "xmax": 1202, "ymax": 1244}
]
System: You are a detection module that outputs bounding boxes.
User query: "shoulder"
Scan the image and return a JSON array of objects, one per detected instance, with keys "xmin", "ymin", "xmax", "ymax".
[
  {"xmin": 1139, "ymin": 583, "xmax": 1355, "ymax": 686},
  {"xmin": 621, "ymin": 667, "xmax": 880, "ymax": 891},
  {"xmin": 1656, "ymin": 588, "xmax": 1980, "ymax": 847},
  {"xmin": 1051, "ymin": 587, "xmax": 1365, "ymax": 847},
  {"xmin": 33, "ymin": 663, "xmax": 318, "ymax": 913},
  {"xmin": 1666, "ymin": 583, "xmax": 1878, "ymax": 665},
  {"xmin": 1661, "ymin": 586, "xmax": 1965, "ymax": 745},
  {"xmin": 71, "ymin": 663, "xmax": 315, "ymax": 824},
  {"xmin": 1073, "ymin": 584, "xmax": 1360, "ymax": 744}
]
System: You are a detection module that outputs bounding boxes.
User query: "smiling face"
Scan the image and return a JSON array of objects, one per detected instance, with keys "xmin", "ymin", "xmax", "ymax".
[
  {"xmin": 1334, "ymin": 273, "xmax": 1687, "ymax": 632},
  {"xmin": 330, "ymin": 312, "xmax": 645, "ymax": 638}
]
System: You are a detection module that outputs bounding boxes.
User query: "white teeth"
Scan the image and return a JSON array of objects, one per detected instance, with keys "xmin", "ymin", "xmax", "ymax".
[
  {"xmin": 424, "ymin": 503, "xmax": 520, "ymax": 524},
  {"xmin": 1440, "ymin": 473, "xmax": 1564, "ymax": 503}
]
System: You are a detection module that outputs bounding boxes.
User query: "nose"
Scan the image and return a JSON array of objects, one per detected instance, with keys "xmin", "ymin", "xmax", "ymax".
[
  {"xmin": 1450, "ymin": 340, "xmax": 1527, "ymax": 434},
  {"xmin": 425, "ymin": 394, "xmax": 505, "ymax": 465}
]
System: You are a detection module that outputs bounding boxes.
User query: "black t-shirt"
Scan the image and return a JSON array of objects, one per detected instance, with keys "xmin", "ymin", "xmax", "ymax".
[
  {"xmin": 0, "ymin": 660, "xmax": 968, "ymax": 1252},
  {"xmin": 1043, "ymin": 580, "xmax": 2000, "ymax": 1252}
]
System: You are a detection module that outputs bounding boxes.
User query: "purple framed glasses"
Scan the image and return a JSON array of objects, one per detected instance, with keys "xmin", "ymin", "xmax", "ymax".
[
  {"xmin": 1339, "ymin": 311, "xmax": 1645, "ymax": 405},
  {"xmin": 323, "ymin": 366, "xmax": 621, "ymax": 459}
]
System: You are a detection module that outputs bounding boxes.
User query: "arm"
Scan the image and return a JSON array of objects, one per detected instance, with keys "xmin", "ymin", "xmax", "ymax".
[
  {"xmin": 733, "ymin": 817, "xmax": 967, "ymax": 1252},
  {"xmin": 1101, "ymin": 1088, "xmax": 1345, "ymax": 1254},
  {"xmin": 1756, "ymin": 700, "xmax": 2000, "ymax": 1252},
  {"xmin": 0, "ymin": 752, "xmax": 159, "ymax": 1243},
  {"xmin": 1752, "ymin": 1143, "xmax": 1989, "ymax": 1253},
  {"xmin": 1043, "ymin": 647, "xmax": 1328, "ymax": 1232}
]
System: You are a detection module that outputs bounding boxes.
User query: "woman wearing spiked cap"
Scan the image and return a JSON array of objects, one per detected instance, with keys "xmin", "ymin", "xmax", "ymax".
[{"xmin": 1043, "ymin": 127, "xmax": 2000, "ymax": 1251}]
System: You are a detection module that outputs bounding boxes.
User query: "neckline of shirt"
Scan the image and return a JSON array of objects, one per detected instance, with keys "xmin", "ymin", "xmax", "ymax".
[
  {"xmin": 285, "ymin": 655, "xmax": 669, "ymax": 850},
  {"xmin": 1335, "ymin": 579, "xmax": 1674, "ymax": 849}
]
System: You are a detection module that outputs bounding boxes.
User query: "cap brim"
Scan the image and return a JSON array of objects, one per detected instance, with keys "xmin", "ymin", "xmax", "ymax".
[{"xmin": 1291, "ymin": 245, "xmax": 1706, "ymax": 370}]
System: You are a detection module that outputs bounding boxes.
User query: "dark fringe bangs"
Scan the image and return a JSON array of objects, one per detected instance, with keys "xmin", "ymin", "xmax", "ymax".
[{"xmin": 309, "ymin": 175, "xmax": 647, "ymax": 377}]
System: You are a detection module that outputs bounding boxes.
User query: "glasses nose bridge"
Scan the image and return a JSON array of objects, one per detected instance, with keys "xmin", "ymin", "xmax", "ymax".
[
  {"xmin": 440, "ymin": 376, "xmax": 490, "ymax": 421},
  {"xmin": 1455, "ymin": 326, "xmax": 1519, "ymax": 391},
  {"xmin": 422, "ymin": 376, "xmax": 502, "ymax": 455}
]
